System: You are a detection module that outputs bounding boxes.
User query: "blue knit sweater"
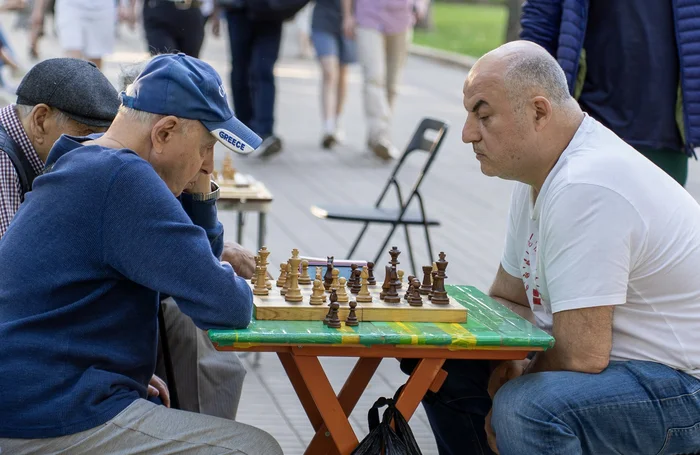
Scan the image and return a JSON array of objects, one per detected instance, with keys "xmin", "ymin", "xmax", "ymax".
[{"xmin": 0, "ymin": 135, "xmax": 252, "ymax": 438}]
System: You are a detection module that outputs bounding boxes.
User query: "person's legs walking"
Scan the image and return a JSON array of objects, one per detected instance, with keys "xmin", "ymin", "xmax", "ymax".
[
  {"xmin": 172, "ymin": 7, "xmax": 205, "ymax": 58},
  {"xmin": 492, "ymin": 360, "xmax": 700, "ymax": 455},
  {"xmin": 143, "ymin": 1, "xmax": 178, "ymax": 55},
  {"xmin": 0, "ymin": 399, "xmax": 282, "ymax": 454},
  {"xmin": 82, "ymin": 2, "xmax": 116, "ymax": 69},
  {"xmin": 312, "ymin": 31, "xmax": 340, "ymax": 148},
  {"xmin": 250, "ymin": 19, "xmax": 283, "ymax": 157},
  {"xmin": 225, "ymin": 9, "xmax": 254, "ymax": 128},
  {"xmin": 335, "ymin": 34, "xmax": 356, "ymax": 142},
  {"xmin": 355, "ymin": 26, "xmax": 394, "ymax": 160},
  {"xmin": 384, "ymin": 29, "xmax": 410, "ymax": 112}
]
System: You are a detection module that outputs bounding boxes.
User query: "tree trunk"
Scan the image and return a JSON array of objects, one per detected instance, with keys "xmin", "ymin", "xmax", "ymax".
[{"xmin": 505, "ymin": 0, "xmax": 523, "ymax": 42}]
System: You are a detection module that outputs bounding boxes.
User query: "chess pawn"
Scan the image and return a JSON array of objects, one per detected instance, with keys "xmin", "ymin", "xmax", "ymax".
[
  {"xmin": 367, "ymin": 261, "xmax": 377, "ymax": 285},
  {"xmin": 276, "ymin": 263, "xmax": 288, "ymax": 287},
  {"xmin": 404, "ymin": 275, "xmax": 415, "ymax": 301},
  {"xmin": 299, "ymin": 259, "xmax": 312, "ymax": 285},
  {"xmin": 324, "ymin": 290, "xmax": 338, "ymax": 325},
  {"xmin": 309, "ymin": 279, "xmax": 326, "ymax": 305},
  {"xmin": 330, "ymin": 268, "xmax": 341, "ymax": 292},
  {"xmin": 336, "ymin": 278, "xmax": 350, "ymax": 303},
  {"xmin": 356, "ymin": 266, "xmax": 373, "ymax": 303},
  {"xmin": 398, "ymin": 270, "xmax": 405, "ymax": 286},
  {"xmin": 408, "ymin": 280, "xmax": 423, "ymax": 307},
  {"xmin": 420, "ymin": 266, "xmax": 433, "ymax": 295},
  {"xmin": 327, "ymin": 301, "xmax": 341, "ymax": 328},
  {"xmin": 253, "ymin": 265, "xmax": 269, "ymax": 296},
  {"xmin": 345, "ymin": 300, "xmax": 359, "ymax": 327}
]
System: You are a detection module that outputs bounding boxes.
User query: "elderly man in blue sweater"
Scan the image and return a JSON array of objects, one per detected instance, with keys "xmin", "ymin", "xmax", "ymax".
[{"xmin": 0, "ymin": 54, "xmax": 282, "ymax": 454}]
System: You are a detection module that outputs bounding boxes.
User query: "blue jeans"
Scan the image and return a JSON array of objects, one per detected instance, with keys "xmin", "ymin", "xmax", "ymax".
[
  {"xmin": 224, "ymin": 10, "xmax": 282, "ymax": 138},
  {"xmin": 492, "ymin": 360, "xmax": 700, "ymax": 454},
  {"xmin": 311, "ymin": 30, "xmax": 357, "ymax": 64}
]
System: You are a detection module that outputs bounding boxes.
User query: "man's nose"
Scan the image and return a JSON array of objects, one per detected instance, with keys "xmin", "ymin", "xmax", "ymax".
[
  {"xmin": 462, "ymin": 115, "xmax": 481, "ymax": 144},
  {"xmin": 201, "ymin": 151, "xmax": 215, "ymax": 175}
]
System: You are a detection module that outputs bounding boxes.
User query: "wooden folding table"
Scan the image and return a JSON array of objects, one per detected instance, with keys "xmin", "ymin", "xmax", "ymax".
[{"xmin": 210, "ymin": 285, "xmax": 554, "ymax": 455}]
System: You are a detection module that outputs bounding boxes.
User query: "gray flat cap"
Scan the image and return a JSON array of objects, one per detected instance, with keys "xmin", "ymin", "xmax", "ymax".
[{"xmin": 16, "ymin": 58, "xmax": 119, "ymax": 128}]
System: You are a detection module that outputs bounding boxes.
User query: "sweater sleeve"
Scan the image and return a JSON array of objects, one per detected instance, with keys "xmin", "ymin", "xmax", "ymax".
[
  {"xmin": 101, "ymin": 160, "xmax": 252, "ymax": 330},
  {"xmin": 520, "ymin": 0, "xmax": 563, "ymax": 56},
  {"xmin": 179, "ymin": 192, "xmax": 225, "ymax": 259}
]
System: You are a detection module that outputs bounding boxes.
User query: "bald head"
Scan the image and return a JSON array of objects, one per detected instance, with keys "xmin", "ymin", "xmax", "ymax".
[{"xmin": 471, "ymin": 41, "xmax": 571, "ymax": 109}]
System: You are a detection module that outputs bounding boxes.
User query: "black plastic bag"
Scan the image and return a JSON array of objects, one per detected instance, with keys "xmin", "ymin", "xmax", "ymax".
[{"xmin": 352, "ymin": 387, "xmax": 423, "ymax": 455}]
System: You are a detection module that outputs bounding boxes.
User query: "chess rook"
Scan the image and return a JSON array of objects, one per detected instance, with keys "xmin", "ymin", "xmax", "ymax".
[{"xmin": 420, "ymin": 266, "xmax": 432, "ymax": 295}]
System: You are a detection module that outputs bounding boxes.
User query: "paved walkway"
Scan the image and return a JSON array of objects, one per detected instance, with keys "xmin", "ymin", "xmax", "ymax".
[{"xmin": 3, "ymin": 12, "xmax": 700, "ymax": 454}]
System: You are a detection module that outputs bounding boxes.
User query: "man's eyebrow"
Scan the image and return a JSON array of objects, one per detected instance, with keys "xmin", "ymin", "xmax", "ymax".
[{"xmin": 471, "ymin": 100, "xmax": 489, "ymax": 113}]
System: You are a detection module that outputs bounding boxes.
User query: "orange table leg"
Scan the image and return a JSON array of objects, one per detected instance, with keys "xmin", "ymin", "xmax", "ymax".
[
  {"xmin": 278, "ymin": 352, "xmax": 323, "ymax": 430},
  {"xmin": 306, "ymin": 357, "xmax": 382, "ymax": 455},
  {"xmin": 429, "ymin": 368, "xmax": 448, "ymax": 393},
  {"xmin": 292, "ymin": 355, "xmax": 360, "ymax": 455},
  {"xmin": 395, "ymin": 358, "xmax": 446, "ymax": 421}
]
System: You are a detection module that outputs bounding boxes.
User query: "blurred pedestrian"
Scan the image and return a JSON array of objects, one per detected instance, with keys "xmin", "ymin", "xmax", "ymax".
[
  {"xmin": 294, "ymin": 1, "xmax": 313, "ymax": 59},
  {"xmin": 122, "ymin": 0, "xmax": 211, "ymax": 58},
  {"xmin": 311, "ymin": 0, "xmax": 355, "ymax": 149},
  {"xmin": 37, "ymin": 0, "xmax": 116, "ymax": 69},
  {"xmin": 341, "ymin": 0, "xmax": 428, "ymax": 160},
  {"xmin": 520, "ymin": 0, "xmax": 700, "ymax": 186}
]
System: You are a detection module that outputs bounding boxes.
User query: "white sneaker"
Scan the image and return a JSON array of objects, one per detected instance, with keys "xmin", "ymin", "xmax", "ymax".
[{"xmin": 371, "ymin": 138, "xmax": 399, "ymax": 160}]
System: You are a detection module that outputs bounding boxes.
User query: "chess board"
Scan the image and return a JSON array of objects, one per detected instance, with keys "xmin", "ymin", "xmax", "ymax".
[{"xmin": 250, "ymin": 281, "xmax": 467, "ymax": 323}]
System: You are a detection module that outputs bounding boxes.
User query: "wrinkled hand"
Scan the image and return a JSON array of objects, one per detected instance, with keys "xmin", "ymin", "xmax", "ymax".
[
  {"xmin": 148, "ymin": 374, "xmax": 170, "ymax": 408},
  {"xmin": 222, "ymin": 242, "xmax": 256, "ymax": 279},
  {"xmin": 484, "ymin": 360, "xmax": 529, "ymax": 454},
  {"xmin": 342, "ymin": 15, "xmax": 356, "ymax": 39}
]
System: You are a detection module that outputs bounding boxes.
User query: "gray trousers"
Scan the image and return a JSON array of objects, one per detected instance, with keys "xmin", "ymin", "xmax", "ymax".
[
  {"xmin": 158, "ymin": 298, "xmax": 247, "ymax": 420},
  {"xmin": 0, "ymin": 399, "xmax": 282, "ymax": 455}
]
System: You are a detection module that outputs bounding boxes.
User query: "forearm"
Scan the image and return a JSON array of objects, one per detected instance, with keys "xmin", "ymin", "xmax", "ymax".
[
  {"xmin": 490, "ymin": 296, "xmax": 536, "ymax": 325},
  {"xmin": 341, "ymin": 0, "xmax": 353, "ymax": 18},
  {"xmin": 179, "ymin": 193, "xmax": 224, "ymax": 258}
]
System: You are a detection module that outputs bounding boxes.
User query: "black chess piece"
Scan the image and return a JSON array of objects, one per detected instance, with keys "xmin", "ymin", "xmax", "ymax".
[
  {"xmin": 328, "ymin": 294, "xmax": 341, "ymax": 329},
  {"xmin": 324, "ymin": 256, "xmax": 334, "ymax": 291},
  {"xmin": 408, "ymin": 280, "xmax": 423, "ymax": 307},
  {"xmin": 345, "ymin": 300, "xmax": 359, "ymax": 327},
  {"xmin": 420, "ymin": 266, "xmax": 433, "ymax": 295},
  {"xmin": 351, "ymin": 269, "xmax": 362, "ymax": 294},
  {"xmin": 384, "ymin": 268, "xmax": 401, "ymax": 303},
  {"xmin": 324, "ymin": 289, "xmax": 338, "ymax": 324},
  {"xmin": 388, "ymin": 246, "xmax": 401, "ymax": 269},
  {"xmin": 380, "ymin": 265, "xmax": 391, "ymax": 300},
  {"xmin": 431, "ymin": 252, "xmax": 449, "ymax": 305},
  {"xmin": 404, "ymin": 275, "xmax": 415, "ymax": 301},
  {"xmin": 367, "ymin": 262, "xmax": 377, "ymax": 285},
  {"xmin": 349, "ymin": 264, "xmax": 359, "ymax": 287}
]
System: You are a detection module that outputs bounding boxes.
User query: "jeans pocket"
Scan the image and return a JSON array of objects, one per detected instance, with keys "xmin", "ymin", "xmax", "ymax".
[{"xmin": 656, "ymin": 421, "xmax": 700, "ymax": 455}]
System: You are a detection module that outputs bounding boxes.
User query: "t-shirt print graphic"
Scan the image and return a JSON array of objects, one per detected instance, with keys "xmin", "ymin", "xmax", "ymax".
[{"xmin": 521, "ymin": 230, "xmax": 553, "ymax": 331}]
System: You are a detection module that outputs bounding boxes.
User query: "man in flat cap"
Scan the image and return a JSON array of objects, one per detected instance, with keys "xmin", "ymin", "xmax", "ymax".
[
  {"xmin": 0, "ymin": 57, "xmax": 119, "ymax": 239},
  {"xmin": 0, "ymin": 53, "xmax": 281, "ymax": 454}
]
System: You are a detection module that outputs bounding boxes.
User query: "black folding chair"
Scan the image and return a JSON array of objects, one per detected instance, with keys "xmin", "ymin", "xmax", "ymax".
[{"xmin": 311, "ymin": 118, "xmax": 448, "ymax": 275}]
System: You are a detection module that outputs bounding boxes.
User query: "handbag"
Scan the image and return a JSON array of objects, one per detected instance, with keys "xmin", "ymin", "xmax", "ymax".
[{"xmin": 351, "ymin": 387, "xmax": 423, "ymax": 455}]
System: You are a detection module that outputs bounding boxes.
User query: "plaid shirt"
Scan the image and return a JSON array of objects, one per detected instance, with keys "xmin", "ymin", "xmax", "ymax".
[{"xmin": 0, "ymin": 105, "xmax": 43, "ymax": 239}]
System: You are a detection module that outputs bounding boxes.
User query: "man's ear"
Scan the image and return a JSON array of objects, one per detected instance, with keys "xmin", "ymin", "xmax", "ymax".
[
  {"xmin": 29, "ymin": 104, "xmax": 51, "ymax": 144},
  {"xmin": 150, "ymin": 116, "xmax": 180, "ymax": 154},
  {"xmin": 531, "ymin": 96, "xmax": 553, "ymax": 132}
]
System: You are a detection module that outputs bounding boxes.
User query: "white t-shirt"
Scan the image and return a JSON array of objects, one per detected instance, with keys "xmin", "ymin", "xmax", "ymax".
[{"xmin": 502, "ymin": 114, "xmax": 700, "ymax": 379}]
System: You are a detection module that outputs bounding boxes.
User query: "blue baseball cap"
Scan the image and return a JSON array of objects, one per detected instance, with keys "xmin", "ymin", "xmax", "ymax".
[{"xmin": 119, "ymin": 53, "xmax": 261, "ymax": 155}]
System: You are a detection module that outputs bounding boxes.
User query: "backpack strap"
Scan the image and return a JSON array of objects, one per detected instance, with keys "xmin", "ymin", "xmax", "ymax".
[{"xmin": 0, "ymin": 122, "xmax": 38, "ymax": 202}]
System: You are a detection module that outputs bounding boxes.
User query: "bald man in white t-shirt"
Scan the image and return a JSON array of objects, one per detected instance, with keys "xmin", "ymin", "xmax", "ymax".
[{"xmin": 418, "ymin": 41, "xmax": 700, "ymax": 455}]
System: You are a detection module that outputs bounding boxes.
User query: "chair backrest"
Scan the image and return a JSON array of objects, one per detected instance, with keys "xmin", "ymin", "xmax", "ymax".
[{"xmin": 374, "ymin": 117, "xmax": 449, "ymax": 210}]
